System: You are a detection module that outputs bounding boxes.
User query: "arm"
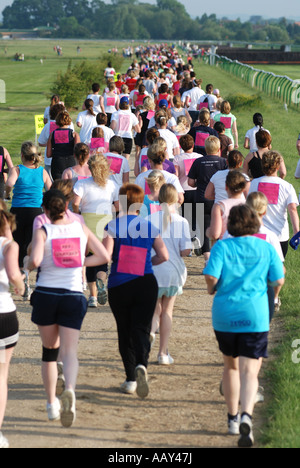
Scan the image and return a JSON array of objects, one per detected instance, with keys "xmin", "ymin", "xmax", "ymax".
[
  {"xmin": 206, "ymin": 203, "xmax": 223, "ymax": 241},
  {"xmin": 278, "ymin": 157, "xmax": 287, "ymax": 179},
  {"xmin": 288, "ymin": 203, "xmax": 300, "ymax": 236},
  {"xmin": 204, "ymin": 181, "xmax": 215, "ymax": 200},
  {"xmin": 46, "ymin": 134, "xmax": 52, "ymax": 159},
  {"xmin": 232, "ymin": 120, "xmax": 238, "ymax": 148},
  {"xmin": 151, "ymin": 235, "xmax": 169, "ymax": 265},
  {"xmin": 3, "ymin": 241, "xmax": 25, "ymax": 296},
  {"xmin": 5, "ymin": 166, "xmax": 19, "ymax": 198},
  {"xmin": 122, "ymin": 172, "xmax": 130, "ymax": 184},
  {"xmin": 204, "ymin": 274, "xmax": 218, "ymax": 295},
  {"xmin": 27, "ymin": 228, "xmax": 47, "ymax": 270},
  {"xmin": 72, "ymin": 194, "xmax": 82, "ymax": 214},
  {"xmin": 43, "ymin": 169, "xmax": 52, "ymax": 191},
  {"xmin": 74, "ymin": 132, "xmax": 81, "ymax": 144},
  {"xmin": 4, "ymin": 148, "xmax": 14, "ymax": 171},
  {"xmin": 188, "ymin": 177, "xmax": 197, "ymax": 188},
  {"xmin": 244, "ymin": 137, "xmax": 250, "ymax": 150}
]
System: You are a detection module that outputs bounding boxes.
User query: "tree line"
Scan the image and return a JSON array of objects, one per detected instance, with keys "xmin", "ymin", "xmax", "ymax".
[{"xmin": 1, "ymin": 0, "xmax": 300, "ymax": 43}]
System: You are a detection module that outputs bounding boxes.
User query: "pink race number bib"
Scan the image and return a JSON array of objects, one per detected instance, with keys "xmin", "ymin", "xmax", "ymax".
[
  {"xmin": 146, "ymin": 110, "xmax": 155, "ymax": 120},
  {"xmin": 183, "ymin": 158, "xmax": 196, "ymax": 176},
  {"xmin": 150, "ymin": 204, "xmax": 161, "ymax": 214},
  {"xmin": 90, "ymin": 137, "xmax": 105, "ymax": 149},
  {"xmin": 253, "ymin": 233, "xmax": 267, "ymax": 241},
  {"xmin": 54, "ymin": 130, "xmax": 69, "ymax": 144},
  {"xmin": 195, "ymin": 132, "xmax": 209, "ymax": 147},
  {"xmin": 50, "ymin": 122, "xmax": 59, "ymax": 134},
  {"xmin": 119, "ymin": 114, "xmax": 131, "ymax": 132},
  {"xmin": 220, "ymin": 117, "xmax": 232, "ymax": 129},
  {"xmin": 106, "ymin": 156, "xmax": 122, "ymax": 174},
  {"xmin": 117, "ymin": 245, "xmax": 147, "ymax": 276},
  {"xmin": 144, "ymin": 181, "xmax": 151, "ymax": 195},
  {"xmin": 52, "ymin": 238, "xmax": 82, "ymax": 268},
  {"xmin": 258, "ymin": 182, "xmax": 280, "ymax": 205},
  {"xmin": 0, "ymin": 155, "xmax": 3, "ymax": 172},
  {"xmin": 106, "ymin": 96, "xmax": 115, "ymax": 106},
  {"xmin": 199, "ymin": 102, "xmax": 209, "ymax": 109}
]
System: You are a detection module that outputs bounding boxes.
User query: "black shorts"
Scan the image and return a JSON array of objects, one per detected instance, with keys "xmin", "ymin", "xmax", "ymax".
[
  {"xmin": 122, "ymin": 137, "xmax": 133, "ymax": 155},
  {"xmin": 31, "ymin": 287, "xmax": 87, "ymax": 331},
  {"xmin": 214, "ymin": 330, "xmax": 269, "ymax": 359},
  {"xmin": 0, "ymin": 311, "xmax": 19, "ymax": 350}
]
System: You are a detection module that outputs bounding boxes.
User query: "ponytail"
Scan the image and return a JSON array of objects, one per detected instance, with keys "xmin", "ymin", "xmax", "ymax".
[{"xmin": 85, "ymin": 99, "xmax": 95, "ymax": 116}]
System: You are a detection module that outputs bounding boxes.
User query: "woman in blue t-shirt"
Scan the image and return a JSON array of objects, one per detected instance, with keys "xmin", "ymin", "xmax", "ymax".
[
  {"xmin": 5, "ymin": 142, "xmax": 52, "ymax": 288},
  {"xmin": 102, "ymin": 183, "xmax": 168, "ymax": 399},
  {"xmin": 204, "ymin": 204, "xmax": 284, "ymax": 447}
]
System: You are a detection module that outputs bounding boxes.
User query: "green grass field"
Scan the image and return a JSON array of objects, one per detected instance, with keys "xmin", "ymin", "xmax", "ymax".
[{"xmin": 1, "ymin": 39, "xmax": 300, "ymax": 448}]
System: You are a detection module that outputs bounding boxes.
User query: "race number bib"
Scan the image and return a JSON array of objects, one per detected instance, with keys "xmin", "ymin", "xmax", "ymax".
[
  {"xmin": 117, "ymin": 245, "xmax": 147, "ymax": 276},
  {"xmin": 54, "ymin": 130, "xmax": 69, "ymax": 144},
  {"xmin": 183, "ymin": 158, "xmax": 196, "ymax": 176},
  {"xmin": 258, "ymin": 182, "xmax": 280, "ymax": 205},
  {"xmin": 52, "ymin": 238, "xmax": 82, "ymax": 268},
  {"xmin": 119, "ymin": 114, "xmax": 131, "ymax": 132},
  {"xmin": 195, "ymin": 132, "xmax": 209, "ymax": 147},
  {"xmin": 106, "ymin": 156, "xmax": 122, "ymax": 174},
  {"xmin": 220, "ymin": 117, "xmax": 232, "ymax": 129}
]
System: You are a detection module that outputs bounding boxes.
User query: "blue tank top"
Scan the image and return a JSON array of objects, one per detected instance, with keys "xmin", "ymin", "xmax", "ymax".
[{"xmin": 12, "ymin": 165, "xmax": 44, "ymax": 208}]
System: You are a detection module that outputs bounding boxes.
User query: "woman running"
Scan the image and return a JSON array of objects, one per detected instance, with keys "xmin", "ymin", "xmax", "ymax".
[
  {"xmin": 0, "ymin": 201, "xmax": 24, "ymax": 448},
  {"xmin": 27, "ymin": 189, "xmax": 110, "ymax": 427},
  {"xmin": 102, "ymin": 183, "xmax": 168, "ymax": 398}
]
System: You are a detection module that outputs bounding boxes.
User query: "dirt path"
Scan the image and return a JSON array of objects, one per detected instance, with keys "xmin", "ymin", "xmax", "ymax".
[
  {"xmin": 4, "ymin": 255, "xmax": 266, "ymax": 449},
  {"xmin": 2, "ymin": 153, "xmax": 267, "ymax": 449}
]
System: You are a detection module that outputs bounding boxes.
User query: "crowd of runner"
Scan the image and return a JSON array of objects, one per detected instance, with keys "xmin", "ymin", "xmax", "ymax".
[{"xmin": 0, "ymin": 42, "xmax": 299, "ymax": 448}]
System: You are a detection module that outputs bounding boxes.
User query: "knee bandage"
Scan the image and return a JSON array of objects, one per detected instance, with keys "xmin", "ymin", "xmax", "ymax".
[{"xmin": 42, "ymin": 346, "xmax": 60, "ymax": 362}]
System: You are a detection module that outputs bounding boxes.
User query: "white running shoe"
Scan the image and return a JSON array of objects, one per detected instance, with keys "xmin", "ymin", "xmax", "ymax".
[
  {"xmin": 56, "ymin": 362, "xmax": 65, "ymax": 397},
  {"xmin": 88, "ymin": 296, "xmax": 98, "ymax": 308},
  {"xmin": 191, "ymin": 236, "xmax": 202, "ymax": 256},
  {"xmin": 120, "ymin": 380, "xmax": 137, "ymax": 395},
  {"xmin": 238, "ymin": 414, "xmax": 254, "ymax": 447},
  {"xmin": 0, "ymin": 432, "xmax": 9, "ymax": 448},
  {"xmin": 228, "ymin": 414, "xmax": 240, "ymax": 435},
  {"xmin": 47, "ymin": 397, "xmax": 61, "ymax": 421},
  {"xmin": 60, "ymin": 389, "xmax": 76, "ymax": 428},
  {"xmin": 135, "ymin": 365, "xmax": 149, "ymax": 399},
  {"xmin": 158, "ymin": 353, "xmax": 174, "ymax": 365}
]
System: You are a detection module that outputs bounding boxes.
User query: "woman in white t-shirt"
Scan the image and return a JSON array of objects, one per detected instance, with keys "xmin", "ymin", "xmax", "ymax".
[
  {"xmin": 154, "ymin": 110, "xmax": 180, "ymax": 161},
  {"xmin": 104, "ymin": 135, "xmax": 130, "ymax": 188},
  {"xmin": 148, "ymin": 184, "xmax": 192, "ymax": 365},
  {"xmin": 27, "ymin": 189, "xmax": 110, "ymax": 428},
  {"xmin": 135, "ymin": 140, "xmax": 184, "ymax": 205},
  {"xmin": 244, "ymin": 113, "xmax": 270, "ymax": 153},
  {"xmin": 73, "ymin": 153, "xmax": 119, "ymax": 308},
  {"xmin": 100, "ymin": 82, "xmax": 120, "ymax": 127},
  {"xmin": 76, "ymin": 99, "xmax": 97, "ymax": 144},
  {"xmin": 0, "ymin": 201, "xmax": 24, "ymax": 448},
  {"xmin": 248, "ymin": 150, "xmax": 299, "ymax": 258},
  {"xmin": 110, "ymin": 96, "xmax": 141, "ymax": 159}
]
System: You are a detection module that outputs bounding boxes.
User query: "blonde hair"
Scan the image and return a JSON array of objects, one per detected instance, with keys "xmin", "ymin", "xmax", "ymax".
[
  {"xmin": 21, "ymin": 141, "xmax": 41, "ymax": 167},
  {"xmin": 88, "ymin": 153, "xmax": 110, "ymax": 187},
  {"xmin": 158, "ymin": 183, "xmax": 178, "ymax": 231},
  {"xmin": 262, "ymin": 150, "xmax": 282, "ymax": 176},
  {"xmin": 199, "ymin": 108, "xmax": 210, "ymax": 126},
  {"xmin": 205, "ymin": 136, "xmax": 220, "ymax": 155},
  {"xmin": 0, "ymin": 200, "xmax": 16, "ymax": 235},
  {"xmin": 145, "ymin": 170, "xmax": 165, "ymax": 192},
  {"xmin": 246, "ymin": 191, "xmax": 268, "ymax": 217},
  {"xmin": 147, "ymin": 138, "xmax": 167, "ymax": 165},
  {"xmin": 221, "ymin": 100, "xmax": 231, "ymax": 115},
  {"xmin": 52, "ymin": 179, "xmax": 74, "ymax": 202},
  {"xmin": 175, "ymin": 115, "xmax": 189, "ymax": 134},
  {"xmin": 143, "ymin": 96, "xmax": 155, "ymax": 111}
]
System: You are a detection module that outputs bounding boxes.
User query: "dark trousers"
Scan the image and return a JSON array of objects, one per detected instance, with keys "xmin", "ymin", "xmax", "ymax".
[
  {"xmin": 10, "ymin": 207, "xmax": 43, "ymax": 267},
  {"xmin": 108, "ymin": 274, "xmax": 158, "ymax": 381}
]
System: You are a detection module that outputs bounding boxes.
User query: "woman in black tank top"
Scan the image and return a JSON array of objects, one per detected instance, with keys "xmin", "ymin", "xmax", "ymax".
[
  {"xmin": 47, "ymin": 111, "xmax": 80, "ymax": 180},
  {"xmin": 0, "ymin": 146, "xmax": 13, "ymax": 199}
]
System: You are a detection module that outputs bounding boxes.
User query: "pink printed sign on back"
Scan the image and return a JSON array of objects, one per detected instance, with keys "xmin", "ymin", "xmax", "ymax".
[
  {"xmin": 220, "ymin": 117, "xmax": 232, "ymax": 129},
  {"xmin": 195, "ymin": 132, "xmax": 209, "ymax": 147},
  {"xmin": 258, "ymin": 182, "xmax": 280, "ymax": 205},
  {"xmin": 183, "ymin": 158, "xmax": 196, "ymax": 176},
  {"xmin": 50, "ymin": 122, "xmax": 59, "ymax": 134},
  {"xmin": 119, "ymin": 114, "xmax": 131, "ymax": 132},
  {"xmin": 54, "ymin": 130, "xmax": 69, "ymax": 144},
  {"xmin": 146, "ymin": 110, "xmax": 155, "ymax": 120},
  {"xmin": 253, "ymin": 233, "xmax": 267, "ymax": 241},
  {"xmin": 90, "ymin": 137, "xmax": 105, "ymax": 149},
  {"xmin": 199, "ymin": 102, "xmax": 209, "ymax": 109},
  {"xmin": 107, "ymin": 156, "xmax": 122, "ymax": 174},
  {"xmin": 144, "ymin": 181, "xmax": 151, "ymax": 195},
  {"xmin": 0, "ymin": 155, "xmax": 3, "ymax": 172},
  {"xmin": 117, "ymin": 245, "xmax": 147, "ymax": 276},
  {"xmin": 52, "ymin": 238, "xmax": 82, "ymax": 268},
  {"xmin": 150, "ymin": 203, "xmax": 161, "ymax": 214},
  {"xmin": 106, "ymin": 96, "xmax": 115, "ymax": 107}
]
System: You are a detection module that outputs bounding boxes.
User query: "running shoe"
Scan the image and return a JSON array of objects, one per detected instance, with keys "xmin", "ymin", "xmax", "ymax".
[
  {"xmin": 158, "ymin": 353, "xmax": 174, "ymax": 365},
  {"xmin": 238, "ymin": 414, "xmax": 254, "ymax": 447},
  {"xmin": 228, "ymin": 414, "xmax": 240, "ymax": 435},
  {"xmin": 96, "ymin": 278, "xmax": 107, "ymax": 305},
  {"xmin": 88, "ymin": 296, "xmax": 98, "ymax": 308},
  {"xmin": 0, "ymin": 432, "xmax": 9, "ymax": 448},
  {"xmin": 135, "ymin": 365, "xmax": 149, "ymax": 399},
  {"xmin": 120, "ymin": 380, "xmax": 137, "ymax": 395},
  {"xmin": 47, "ymin": 397, "xmax": 61, "ymax": 421},
  {"xmin": 191, "ymin": 236, "xmax": 202, "ymax": 256},
  {"xmin": 56, "ymin": 362, "xmax": 65, "ymax": 397},
  {"xmin": 60, "ymin": 389, "xmax": 76, "ymax": 428}
]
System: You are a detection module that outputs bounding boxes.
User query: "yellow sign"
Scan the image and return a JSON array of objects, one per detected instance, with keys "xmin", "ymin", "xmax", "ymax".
[{"xmin": 35, "ymin": 114, "xmax": 44, "ymax": 135}]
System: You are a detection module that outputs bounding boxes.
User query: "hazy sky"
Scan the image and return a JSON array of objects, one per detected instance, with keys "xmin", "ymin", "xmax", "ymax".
[{"xmin": 0, "ymin": 0, "xmax": 298, "ymax": 20}]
